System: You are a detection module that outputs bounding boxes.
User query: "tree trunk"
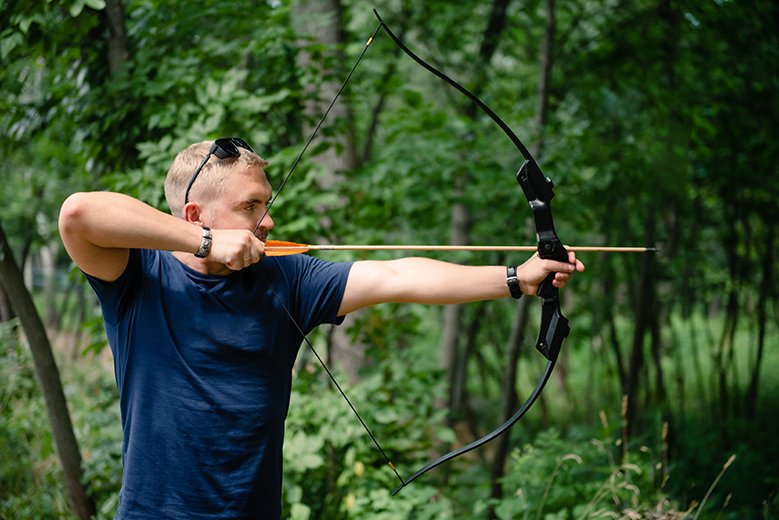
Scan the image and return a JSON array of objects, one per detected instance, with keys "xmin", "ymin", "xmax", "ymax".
[
  {"xmin": 650, "ymin": 299, "xmax": 666, "ymax": 406},
  {"xmin": 488, "ymin": 297, "xmax": 530, "ymax": 517},
  {"xmin": 292, "ymin": 0, "xmax": 363, "ymax": 381},
  {"xmin": 441, "ymin": 0, "xmax": 510, "ymax": 416},
  {"xmin": 40, "ymin": 244, "xmax": 58, "ymax": 329},
  {"xmin": 691, "ymin": 312, "xmax": 709, "ymax": 402},
  {"xmin": 607, "ymin": 299, "xmax": 627, "ymax": 390},
  {"xmin": 534, "ymin": 0, "xmax": 555, "ymax": 155},
  {"xmin": 744, "ymin": 221, "xmax": 774, "ymax": 417},
  {"xmin": 0, "ymin": 222, "xmax": 95, "ymax": 519},
  {"xmin": 359, "ymin": 1, "xmax": 410, "ymax": 165},
  {"xmin": 0, "ymin": 279, "xmax": 15, "ymax": 322},
  {"xmin": 715, "ymin": 202, "xmax": 740, "ymax": 422},
  {"xmin": 450, "ymin": 303, "xmax": 486, "ymax": 417},
  {"xmin": 101, "ymin": 0, "xmax": 130, "ymax": 74},
  {"xmin": 292, "ymin": 0, "xmax": 357, "ymax": 181},
  {"xmin": 716, "ymin": 290, "xmax": 738, "ymax": 424},
  {"xmin": 624, "ymin": 212, "xmax": 655, "ymax": 438},
  {"xmin": 441, "ymin": 197, "xmax": 469, "ymax": 405}
]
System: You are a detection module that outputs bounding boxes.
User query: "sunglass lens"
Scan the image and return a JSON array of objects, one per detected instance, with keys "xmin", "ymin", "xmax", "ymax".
[
  {"xmin": 212, "ymin": 139, "xmax": 237, "ymax": 159},
  {"xmin": 231, "ymin": 138, "xmax": 255, "ymax": 153}
]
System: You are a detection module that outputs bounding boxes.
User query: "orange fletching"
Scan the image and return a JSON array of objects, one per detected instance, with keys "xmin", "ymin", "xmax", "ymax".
[{"xmin": 264, "ymin": 240, "xmax": 310, "ymax": 256}]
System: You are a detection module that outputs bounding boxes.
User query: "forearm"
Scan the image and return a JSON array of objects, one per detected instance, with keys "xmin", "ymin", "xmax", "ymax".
[
  {"xmin": 60, "ymin": 191, "xmax": 201, "ymax": 253},
  {"xmin": 383, "ymin": 257, "xmax": 508, "ymax": 304},
  {"xmin": 340, "ymin": 258, "xmax": 510, "ymax": 314}
]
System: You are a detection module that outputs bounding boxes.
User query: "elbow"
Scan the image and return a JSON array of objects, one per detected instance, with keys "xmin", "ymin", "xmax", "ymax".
[{"xmin": 58, "ymin": 192, "xmax": 90, "ymax": 236}]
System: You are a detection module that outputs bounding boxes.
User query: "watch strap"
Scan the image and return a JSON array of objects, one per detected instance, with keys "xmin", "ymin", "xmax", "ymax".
[
  {"xmin": 506, "ymin": 265, "xmax": 522, "ymax": 299},
  {"xmin": 194, "ymin": 226, "xmax": 212, "ymax": 258}
]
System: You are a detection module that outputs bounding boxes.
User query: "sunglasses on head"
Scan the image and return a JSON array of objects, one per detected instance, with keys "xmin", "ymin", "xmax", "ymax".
[{"xmin": 184, "ymin": 137, "xmax": 256, "ymax": 205}]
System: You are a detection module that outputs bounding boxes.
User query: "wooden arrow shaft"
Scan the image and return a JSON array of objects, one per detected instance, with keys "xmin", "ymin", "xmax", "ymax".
[{"xmin": 263, "ymin": 241, "xmax": 656, "ymax": 256}]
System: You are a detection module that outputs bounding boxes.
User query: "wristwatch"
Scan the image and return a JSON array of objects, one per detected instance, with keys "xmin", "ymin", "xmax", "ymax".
[
  {"xmin": 194, "ymin": 226, "xmax": 212, "ymax": 258},
  {"xmin": 506, "ymin": 266, "xmax": 522, "ymax": 299}
]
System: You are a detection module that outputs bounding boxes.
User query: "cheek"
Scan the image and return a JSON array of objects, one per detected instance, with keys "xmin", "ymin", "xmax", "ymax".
[
  {"xmin": 205, "ymin": 208, "xmax": 235, "ymax": 228},
  {"xmin": 223, "ymin": 210, "xmax": 256, "ymax": 229}
]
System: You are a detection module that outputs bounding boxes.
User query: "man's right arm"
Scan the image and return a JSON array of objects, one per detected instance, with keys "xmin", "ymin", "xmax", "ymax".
[{"xmin": 58, "ymin": 192, "xmax": 206, "ymax": 282}]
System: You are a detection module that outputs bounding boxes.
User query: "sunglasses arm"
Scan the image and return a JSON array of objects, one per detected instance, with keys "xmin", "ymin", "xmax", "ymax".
[{"xmin": 183, "ymin": 142, "xmax": 219, "ymax": 204}]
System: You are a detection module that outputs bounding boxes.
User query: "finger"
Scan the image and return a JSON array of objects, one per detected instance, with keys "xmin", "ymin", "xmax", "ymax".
[
  {"xmin": 244, "ymin": 235, "xmax": 263, "ymax": 265},
  {"xmin": 244, "ymin": 242, "xmax": 260, "ymax": 265},
  {"xmin": 545, "ymin": 259, "xmax": 576, "ymax": 274},
  {"xmin": 254, "ymin": 239, "xmax": 265, "ymax": 262},
  {"xmin": 569, "ymin": 252, "xmax": 585, "ymax": 272},
  {"xmin": 229, "ymin": 254, "xmax": 251, "ymax": 270}
]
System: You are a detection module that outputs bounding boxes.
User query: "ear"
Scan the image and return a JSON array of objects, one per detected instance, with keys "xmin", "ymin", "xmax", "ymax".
[{"xmin": 183, "ymin": 202, "xmax": 204, "ymax": 225}]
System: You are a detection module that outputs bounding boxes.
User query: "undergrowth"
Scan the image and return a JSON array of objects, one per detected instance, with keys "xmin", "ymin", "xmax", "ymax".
[{"xmin": 1, "ymin": 320, "xmax": 775, "ymax": 519}]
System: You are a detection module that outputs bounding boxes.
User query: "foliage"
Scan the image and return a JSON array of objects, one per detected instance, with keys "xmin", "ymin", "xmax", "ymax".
[
  {"xmin": 484, "ymin": 429, "xmax": 674, "ymax": 520},
  {"xmin": 1, "ymin": 0, "xmax": 778, "ymax": 518},
  {"xmin": 282, "ymin": 334, "xmax": 454, "ymax": 519},
  {"xmin": 0, "ymin": 322, "xmax": 77, "ymax": 518},
  {"xmin": 2, "ymin": 315, "xmax": 777, "ymax": 517}
]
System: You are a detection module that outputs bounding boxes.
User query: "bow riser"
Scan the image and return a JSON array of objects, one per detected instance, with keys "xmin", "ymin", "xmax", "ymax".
[
  {"xmin": 517, "ymin": 161, "xmax": 568, "ymax": 262},
  {"xmin": 516, "ymin": 162, "xmax": 570, "ymax": 359}
]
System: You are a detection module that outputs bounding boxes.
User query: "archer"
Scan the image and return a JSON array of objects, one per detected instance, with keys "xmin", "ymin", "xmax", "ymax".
[{"xmin": 58, "ymin": 138, "xmax": 584, "ymax": 518}]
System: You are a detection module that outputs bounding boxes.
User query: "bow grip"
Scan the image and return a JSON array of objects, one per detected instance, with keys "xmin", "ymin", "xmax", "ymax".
[
  {"xmin": 535, "ymin": 275, "xmax": 570, "ymax": 360},
  {"xmin": 517, "ymin": 160, "xmax": 570, "ymax": 360}
]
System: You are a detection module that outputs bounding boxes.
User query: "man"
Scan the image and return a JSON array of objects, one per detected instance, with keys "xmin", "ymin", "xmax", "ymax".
[{"xmin": 58, "ymin": 138, "xmax": 584, "ymax": 518}]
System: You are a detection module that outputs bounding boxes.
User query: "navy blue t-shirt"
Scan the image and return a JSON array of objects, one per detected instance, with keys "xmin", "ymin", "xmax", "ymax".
[{"xmin": 86, "ymin": 249, "xmax": 352, "ymax": 519}]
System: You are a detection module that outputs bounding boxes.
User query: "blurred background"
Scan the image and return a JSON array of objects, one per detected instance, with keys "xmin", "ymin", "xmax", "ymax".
[{"xmin": 1, "ymin": 0, "xmax": 777, "ymax": 518}]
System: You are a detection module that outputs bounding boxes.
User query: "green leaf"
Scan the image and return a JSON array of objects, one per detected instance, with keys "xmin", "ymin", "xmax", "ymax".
[
  {"xmin": 84, "ymin": 0, "xmax": 107, "ymax": 9},
  {"xmin": 1, "ymin": 32, "xmax": 24, "ymax": 59},
  {"xmin": 289, "ymin": 503, "xmax": 311, "ymax": 520},
  {"xmin": 68, "ymin": 0, "xmax": 85, "ymax": 17}
]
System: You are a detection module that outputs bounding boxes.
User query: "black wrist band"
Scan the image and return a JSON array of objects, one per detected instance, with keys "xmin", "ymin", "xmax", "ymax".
[
  {"xmin": 194, "ymin": 226, "xmax": 212, "ymax": 258},
  {"xmin": 506, "ymin": 266, "xmax": 522, "ymax": 299}
]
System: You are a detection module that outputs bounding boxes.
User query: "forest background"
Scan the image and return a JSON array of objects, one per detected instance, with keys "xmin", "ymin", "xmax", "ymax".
[{"xmin": 1, "ymin": 0, "xmax": 777, "ymax": 519}]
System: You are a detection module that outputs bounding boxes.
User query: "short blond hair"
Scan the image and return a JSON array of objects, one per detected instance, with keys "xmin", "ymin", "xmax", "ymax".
[{"xmin": 164, "ymin": 140, "xmax": 269, "ymax": 217}]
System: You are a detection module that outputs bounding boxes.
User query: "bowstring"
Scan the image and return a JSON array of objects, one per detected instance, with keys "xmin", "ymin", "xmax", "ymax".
[
  {"xmin": 261, "ymin": 272, "xmax": 404, "ymax": 486},
  {"xmin": 254, "ymin": 20, "xmax": 405, "ymax": 485},
  {"xmin": 252, "ymin": 21, "xmax": 383, "ymax": 236}
]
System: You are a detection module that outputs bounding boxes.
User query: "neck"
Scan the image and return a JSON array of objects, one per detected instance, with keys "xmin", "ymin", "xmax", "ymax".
[{"xmin": 172, "ymin": 251, "xmax": 232, "ymax": 276}]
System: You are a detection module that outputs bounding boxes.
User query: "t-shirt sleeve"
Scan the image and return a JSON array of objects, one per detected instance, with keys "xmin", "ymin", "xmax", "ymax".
[
  {"xmin": 285, "ymin": 255, "xmax": 353, "ymax": 334},
  {"xmin": 83, "ymin": 248, "xmax": 142, "ymax": 325}
]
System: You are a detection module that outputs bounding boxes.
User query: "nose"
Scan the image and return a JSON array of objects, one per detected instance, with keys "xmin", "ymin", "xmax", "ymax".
[
  {"xmin": 253, "ymin": 211, "xmax": 274, "ymax": 236},
  {"xmin": 261, "ymin": 212, "xmax": 274, "ymax": 230}
]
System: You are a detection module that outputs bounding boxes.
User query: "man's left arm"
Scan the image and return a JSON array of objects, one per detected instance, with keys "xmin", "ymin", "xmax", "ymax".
[{"xmin": 338, "ymin": 253, "xmax": 584, "ymax": 316}]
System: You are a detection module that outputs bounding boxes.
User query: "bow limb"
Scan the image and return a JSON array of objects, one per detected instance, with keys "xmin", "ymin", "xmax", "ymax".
[
  {"xmin": 373, "ymin": 11, "xmax": 571, "ymax": 495},
  {"xmin": 372, "ymin": 9, "xmax": 534, "ymax": 162},
  {"xmin": 391, "ymin": 358, "xmax": 556, "ymax": 496}
]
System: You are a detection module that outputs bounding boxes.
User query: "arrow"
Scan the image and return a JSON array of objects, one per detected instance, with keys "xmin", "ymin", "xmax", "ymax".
[{"xmin": 263, "ymin": 240, "xmax": 657, "ymax": 256}]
